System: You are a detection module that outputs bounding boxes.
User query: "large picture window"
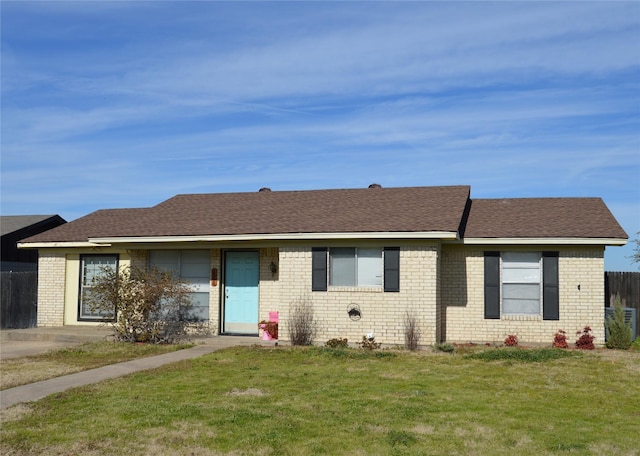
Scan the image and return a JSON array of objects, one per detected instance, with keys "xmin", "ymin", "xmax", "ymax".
[
  {"xmin": 149, "ymin": 250, "xmax": 210, "ymax": 321},
  {"xmin": 79, "ymin": 254, "xmax": 118, "ymax": 321}
]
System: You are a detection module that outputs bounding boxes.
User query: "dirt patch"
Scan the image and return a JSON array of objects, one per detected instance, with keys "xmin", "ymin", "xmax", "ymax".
[{"xmin": 0, "ymin": 403, "xmax": 34, "ymax": 423}]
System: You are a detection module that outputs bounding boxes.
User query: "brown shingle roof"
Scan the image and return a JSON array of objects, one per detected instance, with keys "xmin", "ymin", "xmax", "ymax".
[
  {"xmin": 23, "ymin": 186, "xmax": 471, "ymax": 242},
  {"xmin": 22, "ymin": 188, "xmax": 627, "ymax": 244},
  {"xmin": 464, "ymin": 198, "xmax": 628, "ymax": 239}
]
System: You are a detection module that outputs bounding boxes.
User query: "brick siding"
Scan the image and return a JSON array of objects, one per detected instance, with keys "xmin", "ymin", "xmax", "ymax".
[
  {"xmin": 36, "ymin": 252, "xmax": 66, "ymax": 326},
  {"xmin": 440, "ymin": 245, "xmax": 606, "ymax": 345},
  {"xmin": 268, "ymin": 245, "xmax": 440, "ymax": 346},
  {"xmin": 35, "ymin": 243, "xmax": 608, "ymax": 346}
]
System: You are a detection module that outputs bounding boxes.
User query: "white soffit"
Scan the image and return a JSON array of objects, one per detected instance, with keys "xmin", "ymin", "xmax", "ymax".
[
  {"xmin": 18, "ymin": 241, "xmax": 110, "ymax": 249},
  {"xmin": 460, "ymin": 237, "xmax": 627, "ymax": 246},
  {"xmin": 88, "ymin": 231, "xmax": 460, "ymax": 244}
]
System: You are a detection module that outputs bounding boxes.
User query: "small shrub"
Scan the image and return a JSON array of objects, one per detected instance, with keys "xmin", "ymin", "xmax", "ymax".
[
  {"xmin": 85, "ymin": 265, "xmax": 202, "ymax": 344},
  {"xmin": 325, "ymin": 338, "xmax": 349, "ymax": 348},
  {"xmin": 433, "ymin": 342, "xmax": 455, "ymax": 353},
  {"xmin": 575, "ymin": 326, "xmax": 595, "ymax": 350},
  {"xmin": 605, "ymin": 300, "xmax": 633, "ymax": 350},
  {"xmin": 358, "ymin": 335, "xmax": 381, "ymax": 350},
  {"xmin": 403, "ymin": 311, "xmax": 421, "ymax": 351},
  {"xmin": 288, "ymin": 297, "xmax": 318, "ymax": 346},
  {"xmin": 504, "ymin": 334, "xmax": 518, "ymax": 347},
  {"xmin": 552, "ymin": 330, "xmax": 568, "ymax": 349}
]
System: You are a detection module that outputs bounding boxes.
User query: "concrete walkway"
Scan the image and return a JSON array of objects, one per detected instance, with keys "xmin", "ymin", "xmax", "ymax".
[{"xmin": 1, "ymin": 329, "xmax": 269, "ymax": 410}]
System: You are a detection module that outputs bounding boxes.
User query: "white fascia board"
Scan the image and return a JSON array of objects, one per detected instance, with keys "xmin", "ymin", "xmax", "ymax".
[
  {"xmin": 460, "ymin": 237, "xmax": 628, "ymax": 246},
  {"xmin": 18, "ymin": 241, "xmax": 111, "ymax": 249},
  {"xmin": 89, "ymin": 231, "xmax": 460, "ymax": 244}
]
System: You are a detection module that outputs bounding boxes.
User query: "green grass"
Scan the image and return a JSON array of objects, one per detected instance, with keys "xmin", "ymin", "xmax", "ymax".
[
  {"xmin": 1, "ymin": 346, "xmax": 639, "ymax": 455},
  {"xmin": 1, "ymin": 341, "xmax": 193, "ymax": 389},
  {"xmin": 465, "ymin": 347, "xmax": 580, "ymax": 362}
]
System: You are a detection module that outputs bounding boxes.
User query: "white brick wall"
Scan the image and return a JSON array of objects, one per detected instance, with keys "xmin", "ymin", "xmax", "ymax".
[
  {"xmin": 441, "ymin": 245, "xmax": 606, "ymax": 345},
  {"xmin": 35, "ymin": 243, "xmax": 608, "ymax": 347},
  {"xmin": 266, "ymin": 245, "xmax": 440, "ymax": 346},
  {"xmin": 36, "ymin": 252, "xmax": 66, "ymax": 327}
]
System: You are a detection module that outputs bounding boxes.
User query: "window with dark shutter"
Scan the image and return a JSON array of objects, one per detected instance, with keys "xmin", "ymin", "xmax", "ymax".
[
  {"xmin": 484, "ymin": 252, "xmax": 500, "ymax": 319},
  {"xmin": 311, "ymin": 248, "xmax": 328, "ymax": 291},
  {"xmin": 542, "ymin": 252, "xmax": 559, "ymax": 320},
  {"xmin": 383, "ymin": 247, "xmax": 400, "ymax": 292}
]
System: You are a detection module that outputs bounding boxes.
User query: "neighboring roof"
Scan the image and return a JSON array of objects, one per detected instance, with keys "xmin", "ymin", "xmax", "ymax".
[
  {"xmin": 1, "ymin": 215, "xmax": 66, "ymax": 237},
  {"xmin": 464, "ymin": 198, "xmax": 628, "ymax": 240},
  {"xmin": 21, "ymin": 186, "xmax": 471, "ymax": 243}
]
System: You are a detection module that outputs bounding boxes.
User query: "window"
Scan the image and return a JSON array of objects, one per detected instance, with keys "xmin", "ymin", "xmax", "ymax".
[
  {"xmin": 502, "ymin": 252, "xmax": 541, "ymax": 315},
  {"xmin": 149, "ymin": 250, "xmax": 210, "ymax": 321},
  {"xmin": 330, "ymin": 248, "xmax": 382, "ymax": 287},
  {"xmin": 79, "ymin": 255, "xmax": 118, "ymax": 321},
  {"xmin": 312, "ymin": 247, "xmax": 400, "ymax": 292},
  {"xmin": 484, "ymin": 251, "xmax": 559, "ymax": 320}
]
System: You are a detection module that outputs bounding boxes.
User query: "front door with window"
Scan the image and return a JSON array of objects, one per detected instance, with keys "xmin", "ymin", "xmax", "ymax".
[{"xmin": 223, "ymin": 251, "xmax": 259, "ymax": 334}]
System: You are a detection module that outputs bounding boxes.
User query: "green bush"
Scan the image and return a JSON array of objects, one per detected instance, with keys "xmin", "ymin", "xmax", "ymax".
[
  {"xmin": 433, "ymin": 342, "xmax": 455, "ymax": 353},
  {"xmin": 605, "ymin": 303, "xmax": 633, "ymax": 350}
]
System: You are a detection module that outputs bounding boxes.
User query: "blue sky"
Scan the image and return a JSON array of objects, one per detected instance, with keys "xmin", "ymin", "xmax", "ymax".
[{"xmin": 1, "ymin": 1, "xmax": 639, "ymax": 271}]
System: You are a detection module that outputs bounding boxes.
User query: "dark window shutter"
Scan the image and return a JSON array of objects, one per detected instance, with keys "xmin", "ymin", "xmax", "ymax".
[
  {"xmin": 542, "ymin": 252, "xmax": 559, "ymax": 320},
  {"xmin": 484, "ymin": 252, "xmax": 500, "ymax": 319},
  {"xmin": 311, "ymin": 248, "xmax": 328, "ymax": 291},
  {"xmin": 384, "ymin": 247, "xmax": 400, "ymax": 292}
]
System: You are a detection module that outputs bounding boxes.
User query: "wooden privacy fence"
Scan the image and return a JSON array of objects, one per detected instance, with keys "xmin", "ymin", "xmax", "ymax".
[
  {"xmin": 1, "ymin": 271, "xmax": 38, "ymax": 329},
  {"xmin": 605, "ymin": 271, "xmax": 640, "ymax": 336}
]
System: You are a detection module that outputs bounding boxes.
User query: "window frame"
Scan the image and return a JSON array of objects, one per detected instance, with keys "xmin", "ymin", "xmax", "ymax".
[
  {"xmin": 312, "ymin": 247, "xmax": 400, "ymax": 292},
  {"xmin": 78, "ymin": 254, "xmax": 119, "ymax": 322},
  {"xmin": 329, "ymin": 247, "xmax": 383, "ymax": 288},
  {"xmin": 484, "ymin": 251, "xmax": 559, "ymax": 320},
  {"xmin": 501, "ymin": 251, "xmax": 542, "ymax": 316}
]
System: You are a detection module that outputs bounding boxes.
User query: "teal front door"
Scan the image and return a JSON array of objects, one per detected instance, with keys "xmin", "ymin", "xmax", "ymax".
[{"xmin": 224, "ymin": 251, "xmax": 259, "ymax": 334}]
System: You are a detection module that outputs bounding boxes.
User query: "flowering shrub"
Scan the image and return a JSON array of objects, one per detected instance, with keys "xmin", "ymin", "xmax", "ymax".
[
  {"xmin": 504, "ymin": 334, "xmax": 518, "ymax": 347},
  {"xmin": 552, "ymin": 330, "xmax": 568, "ymax": 349},
  {"xmin": 575, "ymin": 326, "xmax": 595, "ymax": 350}
]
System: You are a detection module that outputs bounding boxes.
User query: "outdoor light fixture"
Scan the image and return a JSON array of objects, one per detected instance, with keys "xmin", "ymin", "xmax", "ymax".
[
  {"xmin": 347, "ymin": 304, "xmax": 362, "ymax": 321},
  {"xmin": 269, "ymin": 261, "xmax": 277, "ymax": 275}
]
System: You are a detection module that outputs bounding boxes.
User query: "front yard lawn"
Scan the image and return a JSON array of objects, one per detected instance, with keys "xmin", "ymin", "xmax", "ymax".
[
  {"xmin": 1, "ymin": 341, "xmax": 193, "ymax": 390},
  {"xmin": 1, "ymin": 346, "xmax": 639, "ymax": 455}
]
